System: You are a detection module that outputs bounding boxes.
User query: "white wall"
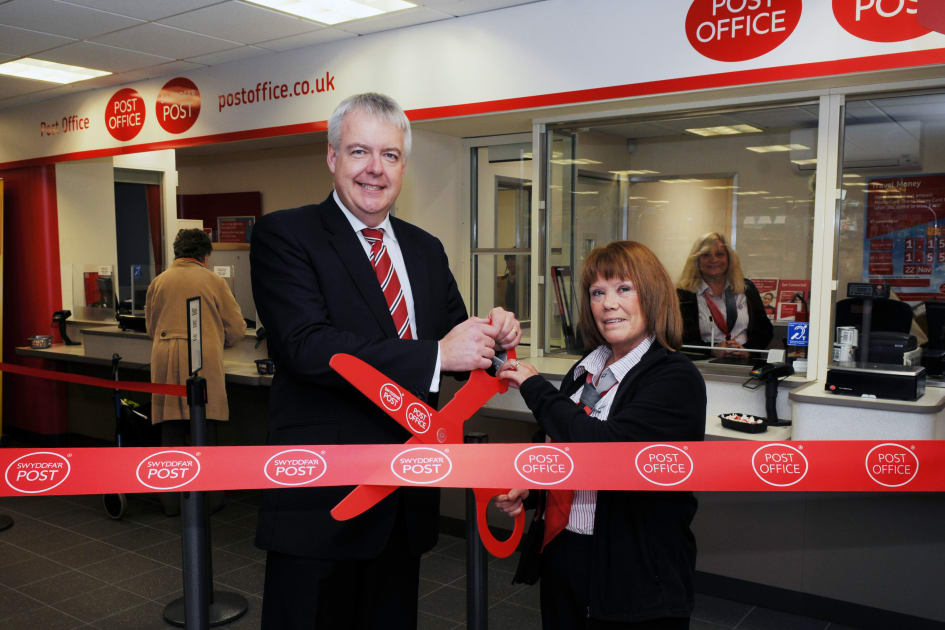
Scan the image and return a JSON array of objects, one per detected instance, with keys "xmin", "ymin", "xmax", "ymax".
[
  {"xmin": 176, "ymin": 143, "xmax": 331, "ymax": 215},
  {"xmin": 55, "ymin": 158, "xmax": 117, "ymax": 309}
]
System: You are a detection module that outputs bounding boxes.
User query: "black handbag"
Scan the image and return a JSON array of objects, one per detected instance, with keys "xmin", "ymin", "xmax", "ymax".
[{"xmin": 511, "ymin": 491, "xmax": 545, "ymax": 585}]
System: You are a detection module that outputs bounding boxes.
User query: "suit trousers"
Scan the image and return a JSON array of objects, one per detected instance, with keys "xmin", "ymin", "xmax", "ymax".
[
  {"xmin": 261, "ymin": 504, "xmax": 421, "ymax": 630},
  {"xmin": 540, "ymin": 530, "xmax": 690, "ymax": 630}
]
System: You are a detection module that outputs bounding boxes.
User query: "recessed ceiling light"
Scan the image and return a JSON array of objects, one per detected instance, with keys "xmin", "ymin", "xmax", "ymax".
[
  {"xmin": 0, "ymin": 57, "xmax": 111, "ymax": 84},
  {"xmin": 246, "ymin": 0, "xmax": 416, "ymax": 25},
  {"xmin": 685, "ymin": 124, "xmax": 762, "ymax": 136},
  {"xmin": 745, "ymin": 144, "xmax": 809, "ymax": 153}
]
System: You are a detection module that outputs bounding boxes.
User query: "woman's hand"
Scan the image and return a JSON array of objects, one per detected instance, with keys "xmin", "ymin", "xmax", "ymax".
[
  {"xmin": 495, "ymin": 488, "xmax": 529, "ymax": 517},
  {"xmin": 497, "ymin": 358, "xmax": 539, "ymax": 388},
  {"xmin": 712, "ymin": 339, "xmax": 748, "ymax": 359}
]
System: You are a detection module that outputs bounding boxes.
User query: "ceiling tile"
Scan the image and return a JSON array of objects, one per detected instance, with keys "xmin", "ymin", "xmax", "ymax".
[
  {"xmin": 0, "ymin": 24, "xmax": 77, "ymax": 56},
  {"xmin": 424, "ymin": 0, "xmax": 538, "ymax": 17},
  {"xmin": 60, "ymin": 0, "xmax": 225, "ymax": 21},
  {"xmin": 0, "ymin": 0, "xmax": 143, "ymax": 39},
  {"xmin": 92, "ymin": 23, "xmax": 241, "ymax": 59},
  {"xmin": 36, "ymin": 41, "xmax": 173, "ymax": 73},
  {"xmin": 116, "ymin": 60, "xmax": 206, "ymax": 83},
  {"xmin": 159, "ymin": 1, "xmax": 322, "ymax": 45},
  {"xmin": 186, "ymin": 45, "xmax": 272, "ymax": 66},
  {"xmin": 337, "ymin": 7, "xmax": 451, "ymax": 35},
  {"xmin": 255, "ymin": 28, "xmax": 354, "ymax": 52}
]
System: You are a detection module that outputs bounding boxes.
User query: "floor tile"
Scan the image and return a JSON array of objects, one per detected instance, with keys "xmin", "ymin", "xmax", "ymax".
[
  {"xmin": 114, "ymin": 564, "xmax": 183, "ymax": 600},
  {"xmin": 0, "ymin": 555, "xmax": 71, "ymax": 588},
  {"xmin": 421, "ymin": 552, "xmax": 467, "ymax": 585},
  {"xmin": 52, "ymin": 584, "xmax": 148, "ymax": 623},
  {"xmin": 18, "ymin": 569, "xmax": 108, "ymax": 605},
  {"xmin": 453, "ymin": 567, "xmax": 527, "ymax": 606},
  {"xmin": 419, "ymin": 583, "xmax": 466, "ymax": 623},
  {"xmin": 0, "ymin": 540, "xmax": 41, "ymax": 568},
  {"xmin": 0, "ymin": 583, "xmax": 47, "ymax": 619},
  {"xmin": 89, "ymin": 600, "xmax": 171, "ymax": 630},
  {"xmin": 736, "ymin": 606, "xmax": 829, "ymax": 630},
  {"xmin": 46, "ymin": 540, "xmax": 125, "ymax": 569},
  {"xmin": 101, "ymin": 525, "xmax": 174, "ymax": 551},
  {"xmin": 2, "ymin": 604, "xmax": 87, "ymax": 630},
  {"xmin": 215, "ymin": 561, "xmax": 265, "ymax": 596},
  {"xmin": 37, "ymin": 505, "xmax": 103, "ymax": 529},
  {"xmin": 82, "ymin": 550, "xmax": 164, "ymax": 584},
  {"xmin": 418, "ymin": 610, "xmax": 461, "ymax": 630},
  {"xmin": 693, "ymin": 592, "xmax": 754, "ymax": 627},
  {"xmin": 487, "ymin": 601, "xmax": 542, "ymax": 630},
  {"xmin": 17, "ymin": 529, "xmax": 93, "ymax": 555},
  {"xmin": 136, "ymin": 538, "xmax": 183, "ymax": 568}
]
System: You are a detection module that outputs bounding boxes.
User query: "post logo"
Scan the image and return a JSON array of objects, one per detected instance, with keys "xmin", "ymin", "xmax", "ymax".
[
  {"xmin": 136, "ymin": 450, "xmax": 200, "ymax": 490},
  {"xmin": 865, "ymin": 443, "xmax": 919, "ymax": 487},
  {"xmin": 514, "ymin": 445, "xmax": 574, "ymax": 485},
  {"xmin": 156, "ymin": 77, "xmax": 201, "ymax": 134},
  {"xmin": 264, "ymin": 449, "xmax": 328, "ymax": 486},
  {"xmin": 105, "ymin": 88, "xmax": 145, "ymax": 141},
  {"xmin": 379, "ymin": 383, "xmax": 403, "ymax": 412},
  {"xmin": 405, "ymin": 402, "xmax": 432, "ymax": 435},
  {"xmin": 390, "ymin": 447, "xmax": 452, "ymax": 485},
  {"xmin": 833, "ymin": 0, "xmax": 928, "ymax": 42},
  {"xmin": 5, "ymin": 452, "xmax": 71, "ymax": 494},
  {"xmin": 635, "ymin": 445, "xmax": 693, "ymax": 486},
  {"xmin": 751, "ymin": 443, "xmax": 808, "ymax": 486},
  {"xmin": 686, "ymin": 0, "xmax": 802, "ymax": 62}
]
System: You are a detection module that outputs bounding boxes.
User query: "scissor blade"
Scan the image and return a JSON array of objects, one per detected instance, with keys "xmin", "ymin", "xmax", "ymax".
[
  {"xmin": 330, "ymin": 484, "xmax": 397, "ymax": 521},
  {"xmin": 329, "ymin": 353, "xmax": 436, "ymax": 438}
]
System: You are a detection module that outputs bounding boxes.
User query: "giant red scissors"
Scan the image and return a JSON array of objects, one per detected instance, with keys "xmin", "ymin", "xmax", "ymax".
[{"xmin": 328, "ymin": 351, "xmax": 525, "ymax": 558}]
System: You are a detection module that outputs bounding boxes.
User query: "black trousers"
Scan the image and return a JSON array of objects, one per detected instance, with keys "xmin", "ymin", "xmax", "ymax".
[
  {"xmin": 540, "ymin": 531, "xmax": 690, "ymax": 630},
  {"xmin": 261, "ymin": 508, "xmax": 421, "ymax": 630}
]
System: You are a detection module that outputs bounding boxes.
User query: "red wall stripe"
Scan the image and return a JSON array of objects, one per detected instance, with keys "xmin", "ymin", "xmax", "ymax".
[{"xmin": 1, "ymin": 48, "xmax": 944, "ymax": 171}]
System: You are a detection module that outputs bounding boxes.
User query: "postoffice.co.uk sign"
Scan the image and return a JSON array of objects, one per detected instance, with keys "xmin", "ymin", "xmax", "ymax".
[{"xmin": 687, "ymin": 0, "xmax": 929, "ymax": 62}]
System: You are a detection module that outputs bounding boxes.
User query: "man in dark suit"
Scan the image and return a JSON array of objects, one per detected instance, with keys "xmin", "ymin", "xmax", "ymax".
[{"xmin": 251, "ymin": 92, "xmax": 521, "ymax": 629}]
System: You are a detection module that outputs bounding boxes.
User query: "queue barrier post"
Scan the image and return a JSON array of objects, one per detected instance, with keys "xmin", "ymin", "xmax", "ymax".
[
  {"xmin": 464, "ymin": 432, "xmax": 489, "ymax": 630},
  {"xmin": 162, "ymin": 375, "xmax": 247, "ymax": 628}
]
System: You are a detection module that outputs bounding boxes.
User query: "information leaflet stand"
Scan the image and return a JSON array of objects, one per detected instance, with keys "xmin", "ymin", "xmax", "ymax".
[{"xmin": 163, "ymin": 296, "xmax": 247, "ymax": 628}]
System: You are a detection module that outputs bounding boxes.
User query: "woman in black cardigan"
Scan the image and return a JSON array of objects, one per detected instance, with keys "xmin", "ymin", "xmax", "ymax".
[
  {"xmin": 676, "ymin": 231, "xmax": 773, "ymax": 357},
  {"xmin": 497, "ymin": 241, "xmax": 706, "ymax": 629}
]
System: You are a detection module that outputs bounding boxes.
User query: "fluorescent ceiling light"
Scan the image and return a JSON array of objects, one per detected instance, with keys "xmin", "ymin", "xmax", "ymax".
[
  {"xmin": 609, "ymin": 169, "xmax": 659, "ymax": 176},
  {"xmin": 247, "ymin": 0, "xmax": 415, "ymax": 25},
  {"xmin": 685, "ymin": 124, "xmax": 762, "ymax": 136},
  {"xmin": 572, "ymin": 191, "xmax": 599, "ymax": 195},
  {"xmin": 843, "ymin": 173, "xmax": 863, "ymax": 178},
  {"xmin": 746, "ymin": 144, "xmax": 809, "ymax": 153},
  {"xmin": 550, "ymin": 158, "xmax": 602, "ymax": 165},
  {"xmin": 791, "ymin": 158, "xmax": 817, "ymax": 166},
  {"xmin": 0, "ymin": 57, "xmax": 110, "ymax": 84},
  {"xmin": 703, "ymin": 185, "xmax": 736, "ymax": 190},
  {"xmin": 735, "ymin": 190, "xmax": 770, "ymax": 196},
  {"xmin": 658, "ymin": 178, "xmax": 703, "ymax": 184}
]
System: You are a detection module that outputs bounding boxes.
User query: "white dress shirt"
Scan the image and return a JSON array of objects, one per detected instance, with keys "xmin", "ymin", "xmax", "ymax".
[
  {"xmin": 695, "ymin": 279, "xmax": 749, "ymax": 347},
  {"xmin": 565, "ymin": 336, "xmax": 653, "ymax": 535}
]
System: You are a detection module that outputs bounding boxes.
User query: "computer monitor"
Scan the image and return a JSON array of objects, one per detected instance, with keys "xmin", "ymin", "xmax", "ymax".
[{"xmin": 924, "ymin": 301, "xmax": 945, "ymax": 350}]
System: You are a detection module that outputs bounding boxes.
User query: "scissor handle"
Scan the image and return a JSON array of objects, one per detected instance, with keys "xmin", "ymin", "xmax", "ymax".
[{"xmin": 472, "ymin": 488, "xmax": 525, "ymax": 558}]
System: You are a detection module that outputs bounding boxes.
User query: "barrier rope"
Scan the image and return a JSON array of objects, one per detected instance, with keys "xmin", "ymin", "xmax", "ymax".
[{"xmin": 0, "ymin": 362, "xmax": 186, "ymax": 397}]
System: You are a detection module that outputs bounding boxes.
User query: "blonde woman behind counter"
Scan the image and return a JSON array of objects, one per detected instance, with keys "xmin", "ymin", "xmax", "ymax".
[
  {"xmin": 145, "ymin": 228, "xmax": 246, "ymax": 515},
  {"xmin": 676, "ymin": 232, "xmax": 773, "ymax": 357}
]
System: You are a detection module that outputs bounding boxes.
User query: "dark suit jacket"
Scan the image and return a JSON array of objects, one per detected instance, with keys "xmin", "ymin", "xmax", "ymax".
[
  {"xmin": 251, "ymin": 194, "xmax": 468, "ymax": 559},
  {"xmin": 677, "ymin": 278, "xmax": 774, "ymax": 351}
]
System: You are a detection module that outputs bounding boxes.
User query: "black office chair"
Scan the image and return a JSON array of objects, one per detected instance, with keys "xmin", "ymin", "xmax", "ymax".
[
  {"xmin": 835, "ymin": 297, "xmax": 914, "ymax": 334},
  {"xmin": 835, "ymin": 297, "xmax": 914, "ymax": 364}
]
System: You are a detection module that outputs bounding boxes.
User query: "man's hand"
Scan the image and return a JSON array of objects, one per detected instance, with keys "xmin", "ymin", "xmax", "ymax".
[
  {"xmin": 495, "ymin": 488, "xmax": 529, "ymax": 517},
  {"xmin": 440, "ymin": 317, "xmax": 498, "ymax": 372},
  {"xmin": 489, "ymin": 306, "xmax": 522, "ymax": 350}
]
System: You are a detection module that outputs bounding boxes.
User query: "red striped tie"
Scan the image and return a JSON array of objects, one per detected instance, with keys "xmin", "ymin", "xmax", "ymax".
[{"xmin": 362, "ymin": 228, "xmax": 413, "ymax": 340}]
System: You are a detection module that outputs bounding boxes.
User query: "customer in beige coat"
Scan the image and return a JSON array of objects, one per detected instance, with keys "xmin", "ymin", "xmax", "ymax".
[{"xmin": 146, "ymin": 228, "xmax": 246, "ymax": 515}]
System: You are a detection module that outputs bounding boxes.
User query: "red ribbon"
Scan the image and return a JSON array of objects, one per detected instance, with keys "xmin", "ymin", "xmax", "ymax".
[
  {"xmin": 0, "ymin": 362, "xmax": 186, "ymax": 397},
  {"xmin": 1, "ymin": 441, "xmax": 942, "ymax": 498}
]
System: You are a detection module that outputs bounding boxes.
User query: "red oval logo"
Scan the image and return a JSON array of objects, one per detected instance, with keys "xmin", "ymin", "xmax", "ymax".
[
  {"xmin": 264, "ymin": 449, "xmax": 328, "ymax": 486},
  {"xmin": 686, "ymin": 0, "xmax": 802, "ymax": 62},
  {"xmin": 865, "ymin": 443, "xmax": 919, "ymax": 487},
  {"xmin": 105, "ymin": 88, "xmax": 145, "ymax": 141},
  {"xmin": 514, "ymin": 445, "xmax": 574, "ymax": 485},
  {"xmin": 380, "ymin": 383, "xmax": 403, "ymax": 412},
  {"xmin": 405, "ymin": 402, "xmax": 432, "ymax": 435},
  {"xmin": 156, "ymin": 77, "xmax": 201, "ymax": 134},
  {"xmin": 136, "ymin": 450, "xmax": 200, "ymax": 490},
  {"xmin": 4, "ymin": 451, "xmax": 71, "ymax": 494},
  {"xmin": 390, "ymin": 447, "xmax": 452, "ymax": 485},
  {"xmin": 751, "ymin": 443, "xmax": 808, "ymax": 486},
  {"xmin": 833, "ymin": 0, "xmax": 928, "ymax": 42},
  {"xmin": 635, "ymin": 445, "xmax": 693, "ymax": 486}
]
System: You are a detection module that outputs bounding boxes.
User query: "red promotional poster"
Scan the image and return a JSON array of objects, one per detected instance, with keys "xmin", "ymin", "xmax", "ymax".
[
  {"xmin": 751, "ymin": 278, "xmax": 779, "ymax": 320},
  {"xmin": 776, "ymin": 279, "xmax": 810, "ymax": 321},
  {"xmin": 864, "ymin": 174, "xmax": 945, "ymax": 302}
]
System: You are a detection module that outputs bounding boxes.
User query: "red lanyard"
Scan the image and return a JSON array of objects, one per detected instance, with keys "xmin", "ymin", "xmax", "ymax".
[{"xmin": 702, "ymin": 290, "xmax": 731, "ymax": 340}]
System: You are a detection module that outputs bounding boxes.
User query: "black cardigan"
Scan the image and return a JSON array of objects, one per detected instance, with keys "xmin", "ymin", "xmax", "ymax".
[
  {"xmin": 518, "ymin": 343, "xmax": 706, "ymax": 623},
  {"xmin": 677, "ymin": 277, "xmax": 774, "ymax": 350}
]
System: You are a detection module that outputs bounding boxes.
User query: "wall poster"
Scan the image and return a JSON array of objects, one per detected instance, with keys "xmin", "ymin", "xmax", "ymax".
[{"xmin": 864, "ymin": 173, "xmax": 945, "ymax": 303}]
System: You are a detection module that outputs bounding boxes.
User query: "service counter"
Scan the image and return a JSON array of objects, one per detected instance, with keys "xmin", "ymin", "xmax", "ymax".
[{"xmin": 14, "ymin": 331, "xmax": 945, "ymax": 625}]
